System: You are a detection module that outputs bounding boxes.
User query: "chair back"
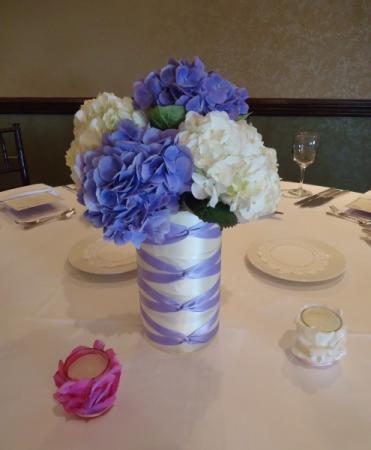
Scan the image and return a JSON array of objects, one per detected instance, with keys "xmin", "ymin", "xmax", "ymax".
[{"xmin": 0, "ymin": 123, "xmax": 30, "ymax": 189}]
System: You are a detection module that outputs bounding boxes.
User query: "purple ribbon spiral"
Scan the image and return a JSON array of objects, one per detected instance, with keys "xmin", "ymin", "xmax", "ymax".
[
  {"xmin": 140, "ymin": 306, "xmax": 220, "ymax": 346},
  {"xmin": 137, "ymin": 247, "xmax": 221, "ymax": 283},
  {"xmin": 144, "ymin": 222, "xmax": 221, "ymax": 245},
  {"xmin": 138, "ymin": 220, "xmax": 221, "ymax": 346}
]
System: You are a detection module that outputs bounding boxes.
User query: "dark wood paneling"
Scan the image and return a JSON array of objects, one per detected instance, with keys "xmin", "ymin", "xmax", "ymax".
[
  {"xmin": 248, "ymin": 99, "xmax": 371, "ymax": 117},
  {"xmin": 0, "ymin": 98, "xmax": 86, "ymax": 114},
  {"xmin": 0, "ymin": 97, "xmax": 371, "ymax": 117}
]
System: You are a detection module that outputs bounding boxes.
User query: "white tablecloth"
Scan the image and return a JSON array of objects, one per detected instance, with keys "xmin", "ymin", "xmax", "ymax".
[{"xmin": 1, "ymin": 182, "xmax": 370, "ymax": 450}]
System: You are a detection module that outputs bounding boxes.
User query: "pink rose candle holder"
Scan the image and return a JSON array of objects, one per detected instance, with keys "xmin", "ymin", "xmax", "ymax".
[{"xmin": 53, "ymin": 340, "xmax": 122, "ymax": 418}]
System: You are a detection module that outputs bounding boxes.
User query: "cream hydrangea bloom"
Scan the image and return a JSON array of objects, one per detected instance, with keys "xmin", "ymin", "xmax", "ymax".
[
  {"xmin": 177, "ymin": 111, "xmax": 281, "ymax": 222},
  {"xmin": 66, "ymin": 92, "xmax": 147, "ymax": 169}
]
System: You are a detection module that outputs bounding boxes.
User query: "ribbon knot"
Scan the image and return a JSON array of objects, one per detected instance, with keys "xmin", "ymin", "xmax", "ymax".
[
  {"xmin": 138, "ymin": 278, "xmax": 220, "ymax": 313},
  {"xmin": 138, "ymin": 247, "xmax": 221, "ymax": 284},
  {"xmin": 138, "ymin": 221, "xmax": 221, "ymax": 347},
  {"xmin": 144, "ymin": 221, "xmax": 221, "ymax": 245},
  {"xmin": 140, "ymin": 306, "xmax": 220, "ymax": 346}
]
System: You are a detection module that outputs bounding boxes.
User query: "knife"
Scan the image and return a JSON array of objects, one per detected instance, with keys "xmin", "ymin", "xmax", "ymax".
[
  {"xmin": 302, "ymin": 190, "xmax": 349, "ymax": 207},
  {"xmin": 294, "ymin": 188, "xmax": 336, "ymax": 206}
]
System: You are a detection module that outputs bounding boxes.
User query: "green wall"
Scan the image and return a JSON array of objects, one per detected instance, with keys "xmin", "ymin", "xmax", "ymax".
[
  {"xmin": 251, "ymin": 116, "xmax": 371, "ymax": 192},
  {"xmin": 1, "ymin": 114, "xmax": 370, "ymax": 193},
  {"xmin": 0, "ymin": 115, "xmax": 72, "ymax": 190}
]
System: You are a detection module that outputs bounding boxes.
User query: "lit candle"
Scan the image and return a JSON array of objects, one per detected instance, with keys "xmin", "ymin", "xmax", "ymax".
[{"xmin": 67, "ymin": 351, "xmax": 108, "ymax": 380}]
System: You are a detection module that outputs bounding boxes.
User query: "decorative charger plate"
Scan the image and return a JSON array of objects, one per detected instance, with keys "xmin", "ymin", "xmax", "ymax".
[
  {"xmin": 246, "ymin": 237, "xmax": 346, "ymax": 283},
  {"xmin": 68, "ymin": 235, "xmax": 136, "ymax": 275}
]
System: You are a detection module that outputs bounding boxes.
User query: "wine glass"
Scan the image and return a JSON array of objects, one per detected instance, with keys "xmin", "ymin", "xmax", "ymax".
[{"xmin": 288, "ymin": 132, "xmax": 320, "ymax": 197}]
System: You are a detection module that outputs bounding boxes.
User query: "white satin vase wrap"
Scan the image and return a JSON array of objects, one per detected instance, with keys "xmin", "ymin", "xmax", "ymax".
[{"xmin": 137, "ymin": 211, "xmax": 221, "ymax": 353}]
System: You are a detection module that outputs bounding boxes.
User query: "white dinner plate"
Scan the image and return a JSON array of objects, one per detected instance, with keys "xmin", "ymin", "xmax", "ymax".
[
  {"xmin": 246, "ymin": 237, "xmax": 346, "ymax": 283},
  {"xmin": 68, "ymin": 235, "xmax": 137, "ymax": 275}
]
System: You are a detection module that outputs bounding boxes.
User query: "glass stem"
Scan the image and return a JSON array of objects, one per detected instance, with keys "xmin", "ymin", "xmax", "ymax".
[{"xmin": 299, "ymin": 166, "xmax": 306, "ymax": 194}]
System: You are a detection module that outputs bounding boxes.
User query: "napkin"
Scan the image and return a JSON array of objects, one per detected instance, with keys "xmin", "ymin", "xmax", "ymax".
[
  {"xmin": 0, "ymin": 183, "xmax": 53, "ymax": 202},
  {"xmin": 0, "ymin": 184, "xmax": 69, "ymax": 222},
  {"xmin": 346, "ymin": 191, "xmax": 371, "ymax": 217}
]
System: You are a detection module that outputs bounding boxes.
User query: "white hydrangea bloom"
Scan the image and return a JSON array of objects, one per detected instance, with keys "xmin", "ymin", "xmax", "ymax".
[
  {"xmin": 177, "ymin": 111, "xmax": 281, "ymax": 222},
  {"xmin": 66, "ymin": 93, "xmax": 147, "ymax": 169}
]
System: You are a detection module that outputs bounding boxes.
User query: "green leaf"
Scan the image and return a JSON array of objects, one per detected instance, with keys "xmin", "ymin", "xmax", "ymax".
[
  {"xmin": 182, "ymin": 192, "xmax": 238, "ymax": 229},
  {"xmin": 147, "ymin": 105, "xmax": 186, "ymax": 130},
  {"xmin": 236, "ymin": 112, "xmax": 253, "ymax": 121}
]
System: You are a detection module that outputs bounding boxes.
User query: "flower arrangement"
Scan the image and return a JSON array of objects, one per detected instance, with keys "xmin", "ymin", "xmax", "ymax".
[
  {"xmin": 133, "ymin": 57, "xmax": 248, "ymax": 120},
  {"xmin": 68, "ymin": 57, "xmax": 281, "ymax": 247},
  {"xmin": 66, "ymin": 93, "xmax": 146, "ymax": 184},
  {"xmin": 75, "ymin": 120, "xmax": 192, "ymax": 247}
]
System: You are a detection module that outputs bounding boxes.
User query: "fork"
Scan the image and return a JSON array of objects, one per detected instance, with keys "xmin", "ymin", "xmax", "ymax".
[
  {"xmin": 62, "ymin": 184, "xmax": 77, "ymax": 193},
  {"xmin": 15, "ymin": 208, "xmax": 76, "ymax": 227}
]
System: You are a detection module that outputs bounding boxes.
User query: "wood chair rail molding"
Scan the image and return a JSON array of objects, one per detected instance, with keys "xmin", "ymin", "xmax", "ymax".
[{"xmin": 0, "ymin": 98, "xmax": 370, "ymax": 117}]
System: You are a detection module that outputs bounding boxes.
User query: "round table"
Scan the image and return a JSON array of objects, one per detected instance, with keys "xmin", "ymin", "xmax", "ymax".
[{"xmin": 1, "ymin": 182, "xmax": 370, "ymax": 450}]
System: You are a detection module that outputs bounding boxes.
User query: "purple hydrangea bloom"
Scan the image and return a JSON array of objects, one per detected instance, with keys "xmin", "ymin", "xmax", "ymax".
[
  {"xmin": 133, "ymin": 57, "xmax": 249, "ymax": 120},
  {"xmin": 75, "ymin": 120, "xmax": 193, "ymax": 248}
]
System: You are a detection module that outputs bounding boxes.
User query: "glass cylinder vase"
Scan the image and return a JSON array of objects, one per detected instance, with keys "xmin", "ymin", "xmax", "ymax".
[{"xmin": 137, "ymin": 211, "xmax": 221, "ymax": 353}]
